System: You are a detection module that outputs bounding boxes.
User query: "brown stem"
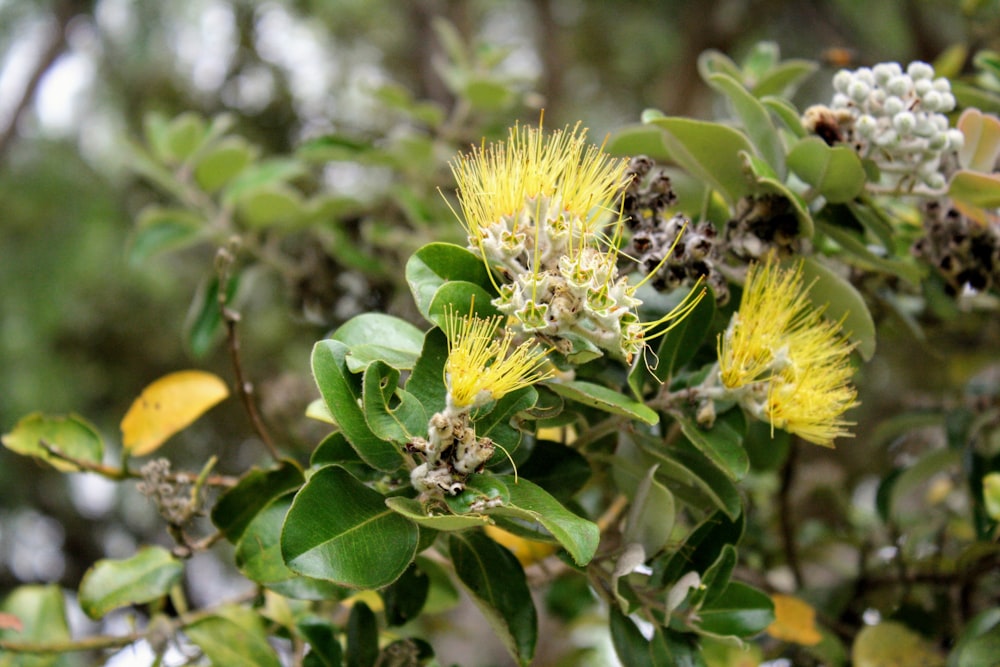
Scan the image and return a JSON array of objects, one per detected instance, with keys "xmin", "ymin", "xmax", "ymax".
[
  {"xmin": 215, "ymin": 244, "xmax": 281, "ymax": 462},
  {"xmin": 779, "ymin": 442, "xmax": 805, "ymax": 589},
  {"xmin": 39, "ymin": 441, "xmax": 236, "ymax": 487}
]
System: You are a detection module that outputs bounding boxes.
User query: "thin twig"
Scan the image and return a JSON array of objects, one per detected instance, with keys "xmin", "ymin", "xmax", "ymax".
[
  {"xmin": 779, "ymin": 442, "xmax": 805, "ymax": 589},
  {"xmin": 215, "ymin": 243, "xmax": 281, "ymax": 461},
  {"xmin": 39, "ymin": 441, "xmax": 237, "ymax": 487}
]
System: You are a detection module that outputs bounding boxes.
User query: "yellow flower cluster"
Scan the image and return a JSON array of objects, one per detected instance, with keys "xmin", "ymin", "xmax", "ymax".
[
  {"xmin": 449, "ymin": 121, "xmax": 703, "ymax": 363},
  {"xmin": 443, "ymin": 309, "xmax": 552, "ymax": 409},
  {"xmin": 718, "ymin": 256, "xmax": 858, "ymax": 447}
]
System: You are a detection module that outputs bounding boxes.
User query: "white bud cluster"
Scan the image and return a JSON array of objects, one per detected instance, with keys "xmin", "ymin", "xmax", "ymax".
[
  {"xmin": 477, "ymin": 194, "xmax": 644, "ymax": 362},
  {"xmin": 829, "ymin": 61, "xmax": 964, "ymax": 191}
]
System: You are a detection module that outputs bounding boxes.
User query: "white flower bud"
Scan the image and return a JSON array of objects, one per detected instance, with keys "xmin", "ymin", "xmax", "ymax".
[
  {"xmin": 913, "ymin": 116, "xmax": 936, "ymax": 137},
  {"xmin": 833, "ymin": 69, "xmax": 853, "ymax": 93},
  {"xmin": 893, "ymin": 111, "xmax": 916, "ymax": 134},
  {"xmin": 921, "ymin": 90, "xmax": 943, "ymax": 112},
  {"xmin": 939, "ymin": 92, "xmax": 956, "ymax": 112},
  {"xmin": 932, "ymin": 77, "xmax": 951, "ymax": 92},
  {"xmin": 927, "ymin": 132, "xmax": 948, "ymax": 151},
  {"xmin": 874, "ymin": 62, "xmax": 902, "ymax": 84},
  {"xmin": 849, "ymin": 80, "xmax": 871, "ymax": 102},
  {"xmin": 884, "ymin": 96, "xmax": 905, "ymax": 115},
  {"xmin": 933, "ymin": 115, "xmax": 949, "ymax": 131},
  {"xmin": 887, "ymin": 75, "xmax": 912, "ymax": 97},
  {"xmin": 832, "ymin": 93, "xmax": 850, "ymax": 109},
  {"xmin": 914, "ymin": 79, "xmax": 932, "ymax": 96},
  {"xmin": 946, "ymin": 128, "xmax": 965, "ymax": 151},
  {"xmin": 855, "ymin": 67, "xmax": 875, "ymax": 85},
  {"xmin": 907, "ymin": 61, "xmax": 934, "ymax": 80},
  {"xmin": 856, "ymin": 114, "xmax": 877, "ymax": 138}
]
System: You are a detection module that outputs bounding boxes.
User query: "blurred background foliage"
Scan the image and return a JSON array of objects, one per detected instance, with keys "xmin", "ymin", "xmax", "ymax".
[{"xmin": 2, "ymin": 0, "xmax": 1000, "ymax": 664}]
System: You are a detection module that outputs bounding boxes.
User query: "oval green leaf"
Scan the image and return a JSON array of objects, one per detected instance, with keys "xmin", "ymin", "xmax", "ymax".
[
  {"xmin": 235, "ymin": 496, "xmax": 345, "ymax": 600},
  {"xmin": 707, "ymin": 73, "xmax": 785, "ymax": 176},
  {"xmin": 312, "ymin": 340, "xmax": 403, "ymax": 471},
  {"xmin": 448, "ymin": 530, "xmax": 537, "ymax": 666},
  {"xmin": 645, "ymin": 117, "xmax": 755, "ymax": 205},
  {"xmin": 490, "ymin": 476, "xmax": 599, "ymax": 566},
  {"xmin": 799, "ymin": 257, "xmax": 877, "ymax": 361},
  {"xmin": 211, "ymin": 461, "xmax": 304, "ymax": 542},
  {"xmin": 281, "ymin": 465, "xmax": 418, "ymax": 589},
  {"xmin": 787, "ymin": 137, "xmax": 866, "ymax": 203},
  {"xmin": 696, "ymin": 581, "xmax": 775, "ymax": 639},
  {"xmin": 332, "ymin": 313, "xmax": 425, "ymax": 372},
  {"xmin": 546, "ymin": 380, "xmax": 658, "ymax": 424},
  {"xmin": 184, "ymin": 605, "xmax": 282, "ymax": 667},
  {"xmin": 2, "ymin": 412, "xmax": 104, "ymax": 473},
  {"xmin": 405, "ymin": 242, "xmax": 493, "ymax": 321},
  {"xmin": 78, "ymin": 547, "xmax": 184, "ymax": 620}
]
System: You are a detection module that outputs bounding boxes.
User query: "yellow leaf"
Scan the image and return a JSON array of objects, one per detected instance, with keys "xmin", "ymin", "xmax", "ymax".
[
  {"xmin": 853, "ymin": 621, "xmax": 945, "ymax": 667},
  {"xmin": 121, "ymin": 371, "xmax": 229, "ymax": 456},
  {"xmin": 766, "ymin": 594, "xmax": 823, "ymax": 646},
  {"xmin": 484, "ymin": 525, "xmax": 558, "ymax": 566}
]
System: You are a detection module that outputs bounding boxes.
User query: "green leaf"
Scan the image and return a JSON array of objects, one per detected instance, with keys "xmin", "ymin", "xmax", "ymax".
[
  {"xmin": 380, "ymin": 562, "xmax": 430, "ymax": 626},
  {"xmin": 517, "ymin": 439, "xmax": 591, "ymax": 502},
  {"xmin": 949, "ymin": 170, "xmax": 1000, "ymax": 209},
  {"xmin": 753, "ymin": 60, "xmax": 819, "ymax": 98},
  {"xmin": 361, "ymin": 362, "xmax": 427, "ymax": 444},
  {"xmin": 385, "ymin": 496, "xmax": 492, "ymax": 531},
  {"xmin": 346, "ymin": 602, "xmax": 379, "ymax": 667},
  {"xmin": 623, "ymin": 464, "xmax": 675, "ymax": 557},
  {"xmin": 676, "ymin": 408, "xmax": 749, "ymax": 481},
  {"xmin": 815, "ymin": 215, "xmax": 923, "ymax": 285},
  {"xmin": 605, "ymin": 124, "xmax": 672, "ymax": 161},
  {"xmin": 194, "ymin": 136, "xmax": 257, "ymax": 192},
  {"xmin": 952, "ymin": 81, "xmax": 1000, "ymax": 116},
  {"xmin": 609, "ymin": 608, "xmax": 702, "ymax": 667},
  {"xmin": 448, "ymin": 531, "xmax": 538, "ymax": 666},
  {"xmin": 653, "ymin": 290, "xmax": 716, "ymax": 382},
  {"xmin": 464, "ymin": 78, "xmax": 514, "ymax": 110},
  {"xmin": 697, "ymin": 50, "xmax": 743, "ymax": 82},
  {"xmin": 489, "ymin": 476, "xmax": 600, "ymax": 566},
  {"xmin": 211, "ymin": 461, "xmax": 304, "ymax": 541},
  {"xmin": 949, "ymin": 608, "xmax": 1000, "ymax": 667},
  {"xmin": 332, "ymin": 313, "xmax": 425, "ymax": 372},
  {"xmin": 763, "ymin": 96, "xmax": 809, "ymax": 138},
  {"xmin": 690, "ymin": 544, "xmax": 738, "ymax": 608},
  {"xmin": 78, "ymin": 547, "xmax": 183, "ymax": 619},
  {"xmin": 2, "ymin": 412, "xmax": 103, "ymax": 473},
  {"xmin": 164, "ymin": 112, "xmax": 207, "ymax": 163},
  {"xmin": 660, "ymin": 442, "xmax": 743, "ymax": 519},
  {"xmin": 706, "ymin": 73, "xmax": 785, "ymax": 176},
  {"xmin": 312, "ymin": 340, "xmax": 403, "ymax": 471},
  {"xmin": 645, "ymin": 116, "xmax": 755, "ymax": 204},
  {"xmin": 404, "ymin": 327, "xmax": 449, "ymax": 419},
  {"xmin": 235, "ymin": 496, "xmax": 345, "ymax": 600},
  {"xmin": 655, "ymin": 510, "xmax": 745, "ymax": 588},
  {"xmin": 184, "ymin": 605, "xmax": 282, "ymax": 667},
  {"xmin": 427, "ymin": 281, "xmax": 502, "ymax": 329},
  {"xmin": 184, "ymin": 272, "xmax": 238, "ymax": 358},
  {"xmin": 695, "ymin": 581, "xmax": 775, "ymax": 639},
  {"xmin": 298, "ymin": 618, "xmax": 343, "ymax": 667},
  {"xmin": 237, "ymin": 184, "xmax": 304, "ymax": 228},
  {"xmin": 281, "ymin": 465, "xmax": 418, "ymax": 588},
  {"xmin": 405, "ymin": 243, "xmax": 493, "ymax": 321},
  {"xmin": 0, "ymin": 585, "xmax": 70, "ymax": 667},
  {"xmin": 799, "ymin": 257, "xmax": 877, "ymax": 361},
  {"xmin": 787, "ymin": 137, "xmax": 867, "ymax": 203},
  {"xmin": 546, "ymin": 380, "xmax": 658, "ymax": 424},
  {"xmin": 128, "ymin": 206, "xmax": 205, "ymax": 265},
  {"xmin": 222, "ymin": 158, "xmax": 308, "ymax": 206}
]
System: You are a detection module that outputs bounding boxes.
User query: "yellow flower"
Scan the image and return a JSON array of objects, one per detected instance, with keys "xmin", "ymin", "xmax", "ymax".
[
  {"xmin": 450, "ymin": 121, "xmax": 626, "ymax": 245},
  {"xmin": 443, "ymin": 309, "xmax": 552, "ymax": 409},
  {"xmin": 718, "ymin": 255, "xmax": 858, "ymax": 447},
  {"xmin": 449, "ymin": 121, "xmax": 704, "ymax": 363}
]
